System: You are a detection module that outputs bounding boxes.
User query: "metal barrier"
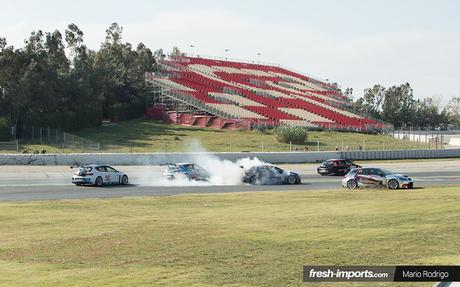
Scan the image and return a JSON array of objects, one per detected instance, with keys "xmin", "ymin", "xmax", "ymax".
[
  {"xmin": 0, "ymin": 141, "xmax": 19, "ymax": 152},
  {"xmin": 340, "ymin": 149, "xmax": 460, "ymax": 160},
  {"xmin": 1, "ymin": 149, "xmax": 459, "ymax": 165}
]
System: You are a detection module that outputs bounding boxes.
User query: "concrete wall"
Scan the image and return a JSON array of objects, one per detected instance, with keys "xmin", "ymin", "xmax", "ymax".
[
  {"xmin": 392, "ymin": 130, "xmax": 460, "ymax": 145},
  {"xmin": 448, "ymin": 137, "xmax": 460, "ymax": 147},
  {"xmin": 340, "ymin": 148, "xmax": 460, "ymax": 160},
  {"xmin": 1, "ymin": 149, "xmax": 460, "ymax": 165}
]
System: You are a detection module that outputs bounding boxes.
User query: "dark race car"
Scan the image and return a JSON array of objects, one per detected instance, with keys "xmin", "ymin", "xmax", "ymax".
[
  {"xmin": 162, "ymin": 163, "xmax": 210, "ymax": 181},
  {"xmin": 342, "ymin": 167, "xmax": 414, "ymax": 190},
  {"xmin": 243, "ymin": 164, "xmax": 301, "ymax": 185},
  {"xmin": 317, "ymin": 159, "xmax": 361, "ymax": 176}
]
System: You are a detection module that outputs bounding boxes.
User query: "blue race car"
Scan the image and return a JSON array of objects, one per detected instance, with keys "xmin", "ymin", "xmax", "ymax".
[{"xmin": 162, "ymin": 163, "xmax": 210, "ymax": 181}]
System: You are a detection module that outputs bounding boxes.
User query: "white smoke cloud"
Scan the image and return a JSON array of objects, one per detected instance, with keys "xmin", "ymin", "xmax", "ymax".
[{"xmin": 136, "ymin": 139, "xmax": 269, "ymax": 187}]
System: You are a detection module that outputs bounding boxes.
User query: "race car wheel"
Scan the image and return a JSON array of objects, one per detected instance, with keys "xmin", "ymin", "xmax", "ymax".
[
  {"xmin": 95, "ymin": 176, "xmax": 103, "ymax": 187},
  {"xmin": 388, "ymin": 179, "xmax": 399, "ymax": 190},
  {"xmin": 347, "ymin": 179, "xmax": 358, "ymax": 189},
  {"xmin": 249, "ymin": 176, "xmax": 258, "ymax": 185},
  {"xmin": 287, "ymin": 175, "xmax": 297, "ymax": 185},
  {"xmin": 121, "ymin": 175, "xmax": 128, "ymax": 185}
]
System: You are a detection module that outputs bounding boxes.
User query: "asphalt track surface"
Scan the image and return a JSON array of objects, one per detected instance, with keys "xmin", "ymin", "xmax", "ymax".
[{"xmin": 0, "ymin": 160, "xmax": 459, "ymax": 201}]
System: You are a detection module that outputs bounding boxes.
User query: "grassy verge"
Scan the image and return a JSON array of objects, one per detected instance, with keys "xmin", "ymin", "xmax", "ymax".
[
  {"xmin": 69, "ymin": 118, "xmax": 422, "ymax": 153},
  {"xmin": 1, "ymin": 119, "xmax": 426, "ymax": 153},
  {"xmin": 1, "ymin": 186, "xmax": 460, "ymax": 286}
]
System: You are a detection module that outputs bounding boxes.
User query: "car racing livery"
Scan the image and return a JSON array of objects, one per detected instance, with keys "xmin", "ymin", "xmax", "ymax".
[
  {"xmin": 317, "ymin": 159, "xmax": 361, "ymax": 176},
  {"xmin": 242, "ymin": 164, "xmax": 301, "ymax": 185},
  {"xmin": 342, "ymin": 167, "xmax": 414, "ymax": 190},
  {"xmin": 162, "ymin": 163, "xmax": 210, "ymax": 181},
  {"xmin": 72, "ymin": 164, "xmax": 129, "ymax": 186}
]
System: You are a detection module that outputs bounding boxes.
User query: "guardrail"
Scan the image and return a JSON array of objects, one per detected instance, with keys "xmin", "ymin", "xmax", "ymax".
[{"xmin": 1, "ymin": 149, "xmax": 459, "ymax": 165}]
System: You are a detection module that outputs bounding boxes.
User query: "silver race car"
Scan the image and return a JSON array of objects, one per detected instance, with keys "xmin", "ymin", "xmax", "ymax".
[
  {"xmin": 72, "ymin": 164, "xmax": 129, "ymax": 186},
  {"xmin": 342, "ymin": 167, "xmax": 414, "ymax": 190}
]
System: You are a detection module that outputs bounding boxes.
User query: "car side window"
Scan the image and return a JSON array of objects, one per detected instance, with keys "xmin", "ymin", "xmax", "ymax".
[
  {"xmin": 360, "ymin": 169, "xmax": 370, "ymax": 175},
  {"xmin": 376, "ymin": 169, "xmax": 385, "ymax": 177},
  {"xmin": 105, "ymin": 167, "xmax": 116, "ymax": 172},
  {"xmin": 367, "ymin": 169, "xmax": 383, "ymax": 176},
  {"xmin": 96, "ymin": 166, "xmax": 107, "ymax": 172}
]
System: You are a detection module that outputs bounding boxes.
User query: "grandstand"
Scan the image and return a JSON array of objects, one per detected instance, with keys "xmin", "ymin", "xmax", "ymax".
[{"xmin": 145, "ymin": 56, "xmax": 384, "ymax": 131}]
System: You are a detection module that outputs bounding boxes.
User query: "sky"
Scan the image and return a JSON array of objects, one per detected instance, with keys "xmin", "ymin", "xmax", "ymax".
[{"xmin": 1, "ymin": 0, "xmax": 459, "ymax": 104}]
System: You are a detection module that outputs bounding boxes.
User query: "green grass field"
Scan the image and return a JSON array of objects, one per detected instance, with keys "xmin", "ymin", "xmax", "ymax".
[
  {"xmin": 1, "ymin": 186, "xmax": 459, "ymax": 286},
  {"xmin": 71, "ymin": 118, "xmax": 422, "ymax": 153},
  {"xmin": 2, "ymin": 119, "xmax": 426, "ymax": 154}
]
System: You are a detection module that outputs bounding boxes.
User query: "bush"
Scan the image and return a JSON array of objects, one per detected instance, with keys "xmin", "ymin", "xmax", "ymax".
[
  {"xmin": 0, "ymin": 117, "xmax": 11, "ymax": 141},
  {"xmin": 109, "ymin": 101, "xmax": 145, "ymax": 122},
  {"xmin": 273, "ymin": 125, "xmax": 308, "ymax": 144}
]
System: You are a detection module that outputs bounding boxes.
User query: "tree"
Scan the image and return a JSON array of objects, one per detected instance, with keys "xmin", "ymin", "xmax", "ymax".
[
  {"xmin": 446, "ymin": 96, "xmax": 460, "ymax": 127},
  {"xmin": 105, "ymin": 22, "xmax": 123, "ymax": 45},
  {"xmin": 93, "ymin": 23, "xmax": 155, "ymax": 120},
  {"xmin": 353, "ymin": 83, "xmax": 451, "ymax": 129},
  {"xmin": 352, "ymin": 84, "xmax": 385, "ymax": 119},
  {"xmin": 0, "ymin": 37, "xmax": 6, "ymax": 51},
  {"xmin": 170, "ymin": 46, "xmax": 185, "ymax": 59},
  {"xmin": 0, "ymin": 23, "xmax": 154, "ymax": 131},
  {"xmin": 65, "ymin": 23, "xmax": 84, "ymax": 62},
  {"xmin": 153, "ymin": 48, "xmax": 166, "ymax": 62},
  {"xmin": 382, "ymin": 83, "xmax": 416, "ymax": 127},
  {"xmin": 344, "ymin": 87, "xmax": 353, "ymax": 97}
]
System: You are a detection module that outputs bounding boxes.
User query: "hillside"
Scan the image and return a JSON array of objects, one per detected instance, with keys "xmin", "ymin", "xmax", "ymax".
[{"xmin": 72, "ymin": 119, "xmax": 421, "ymax": 153}]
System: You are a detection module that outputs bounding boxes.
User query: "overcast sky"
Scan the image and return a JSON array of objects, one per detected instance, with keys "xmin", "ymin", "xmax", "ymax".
[{"xmin": 1, "ymin": 0, "xmax": 459, "ymax": 104}]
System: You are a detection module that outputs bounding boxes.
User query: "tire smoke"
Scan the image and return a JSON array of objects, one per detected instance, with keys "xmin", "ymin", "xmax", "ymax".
[{"xmin": 137, "ymin": 139, "xmax": 268, "ymax": 186}]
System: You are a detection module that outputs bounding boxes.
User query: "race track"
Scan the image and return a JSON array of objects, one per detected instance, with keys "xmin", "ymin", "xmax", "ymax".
[{"xmin": 0, "ymin": 160, "xmax": 459, "ymax": 201}]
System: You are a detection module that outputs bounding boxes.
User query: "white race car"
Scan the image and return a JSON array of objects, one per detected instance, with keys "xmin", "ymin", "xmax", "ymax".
[{"xmin": 72, "ymin": 164, "xmax": 129, "ymax": 186}]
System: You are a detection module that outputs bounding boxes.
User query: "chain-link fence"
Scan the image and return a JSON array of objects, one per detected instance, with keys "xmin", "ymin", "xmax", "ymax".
[
  {"xmin": 20, "ymin": 126, "xmax": 100, "ymax": 153},
  {"xmin": 0, "ymin": 140, "xmax": 19, "ymax": 153}
]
